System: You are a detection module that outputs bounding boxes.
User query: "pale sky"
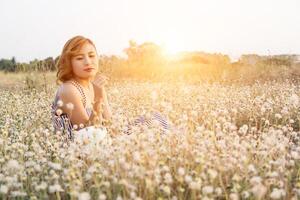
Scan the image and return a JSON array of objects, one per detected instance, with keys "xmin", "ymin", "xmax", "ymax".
[{"xmin": 0, "ymin": 0, "xmax": 299, "ymax": 62}]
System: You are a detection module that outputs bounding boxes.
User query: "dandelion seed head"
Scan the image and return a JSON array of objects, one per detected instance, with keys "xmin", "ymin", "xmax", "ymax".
[
  {"xmin": 57, "ymin": 100, "xmax": 63, "ymax": 107},
  {"xmin": 78, "ymin": 192, "xmax": 91, "ymax": 200},
  {"xmin": 98, "ymin": 193, "xmax": 106, "ymax": 200},
  {"xmin": 66, "ymin": 102, "xmax": 74, "ymax": 110},
  {"xmin": 0, "ymin": 185, "xmax": 8, "ymax": 194},
  {"xmin": 202, "ymin": 185, "xmax": 214, "ymax": 195},
  {"xmin": 270, "ymin": 188, "xmax": 285, "ymax": 199}
]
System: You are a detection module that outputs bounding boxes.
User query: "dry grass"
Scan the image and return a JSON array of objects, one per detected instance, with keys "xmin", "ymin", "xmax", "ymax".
[{"xmin": 0, "ymin": 72, "xmax": 300, "ymax": 199}]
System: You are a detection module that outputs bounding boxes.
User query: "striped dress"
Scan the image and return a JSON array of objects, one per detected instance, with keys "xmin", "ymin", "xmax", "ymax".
[
  {"xmin": 124, "ymin": 111, "xmax": 174, "ymax": 134},
  {"xmin": 51, "ymin": 91, "xmax": 93, "ymax": 140}
]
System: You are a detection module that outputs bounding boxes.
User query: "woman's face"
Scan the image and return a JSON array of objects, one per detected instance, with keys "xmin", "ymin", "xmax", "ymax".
[{"xmin": 71, "ymin": 42, "xmax": 99, "ymax": 79}]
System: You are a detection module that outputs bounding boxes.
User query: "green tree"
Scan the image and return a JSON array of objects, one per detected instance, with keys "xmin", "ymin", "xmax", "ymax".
[{"xmin": 0, "ymin": 57, "xmax": 16, "ymax": 72}]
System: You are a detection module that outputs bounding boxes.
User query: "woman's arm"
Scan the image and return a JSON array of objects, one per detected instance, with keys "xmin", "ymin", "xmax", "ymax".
[
  {"xmin": 93, "ymin": 86, "xmax": 112, "ymax": 121},
  {"xmin": 92, "ymin": 74, "xmax": 112, "ymax": 123},
  {"xmin": 99, "ymin": 86, "xmax": 112, "ymax": 120},
  {"xmin": 59, "ymin": 83, "xmax": 91, "ymax": 127}
]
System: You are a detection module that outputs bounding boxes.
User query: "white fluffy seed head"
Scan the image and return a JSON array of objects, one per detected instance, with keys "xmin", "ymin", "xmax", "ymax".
[{"xmin": 66, "ymin": 102, "xmax": 74, "ymax": 110}]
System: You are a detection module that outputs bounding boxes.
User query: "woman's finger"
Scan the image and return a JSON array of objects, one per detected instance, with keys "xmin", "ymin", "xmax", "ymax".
[
  {"xmin": 95, "ymin": 77, "xmax": 108, "ymax": 84},
  {"xmin": 95, "ymin": 74, "xmax": 109, "ymax": 81},
  {"xmin": 94, "ymin": 79, "xmax": 108, "ymax": 87},
  {"xmin": 94, "ymin": 77, "xmax": 106, "ymax": 84},
  {"xmin": 94, "ymin": 76, "xmax": 107, "ymax": 82}
]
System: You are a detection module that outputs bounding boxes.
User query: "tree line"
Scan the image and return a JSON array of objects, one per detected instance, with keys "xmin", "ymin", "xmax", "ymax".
[
  {"xmin": 1, "ymin": 41, "xmax": 299, "ymax": 82},
  {"xmin": 0, "ymin": 57, "xmax": 58, "ymax": 72}
]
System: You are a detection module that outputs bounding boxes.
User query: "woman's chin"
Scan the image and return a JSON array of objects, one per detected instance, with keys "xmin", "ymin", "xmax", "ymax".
[
  {"xmin": 82, "ymin": 72, "xmax": 97, "ymax": 79},
  {"xmin": 89, "ymin": 71, "xmax": 97, "ymax": 77}
]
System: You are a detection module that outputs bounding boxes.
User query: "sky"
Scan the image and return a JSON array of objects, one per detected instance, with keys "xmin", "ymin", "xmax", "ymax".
[{"xmin": 0, "ymin": 0, "xmax": 299, "ymax": 62}]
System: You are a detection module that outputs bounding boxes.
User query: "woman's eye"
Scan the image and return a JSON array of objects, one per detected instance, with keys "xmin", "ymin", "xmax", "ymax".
[
  {"xmin": 76, "ymin": 57, "xmax": 83, "ymax": 60},
  {"xmin": 89, "ymin": 55, "xmax": 95, "ymax": 58}
]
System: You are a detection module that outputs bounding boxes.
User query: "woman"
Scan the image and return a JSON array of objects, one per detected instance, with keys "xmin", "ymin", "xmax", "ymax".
[
  {"xmin": 51, "ymin": 35, "xmax": 112, "ymax": 140},
  {"xmin": 52, "ymin": 35, "xmax": 174, "ymax": 141}
]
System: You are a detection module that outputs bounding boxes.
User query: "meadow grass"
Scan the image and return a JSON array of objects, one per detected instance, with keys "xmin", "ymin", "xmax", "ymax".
[{"xmin": 0, "ymin": 72, "xmax": 300, "ymax": 200}]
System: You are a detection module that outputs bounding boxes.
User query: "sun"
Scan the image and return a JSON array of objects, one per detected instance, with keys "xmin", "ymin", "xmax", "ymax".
[
  {"xmin": 161, "ymin": 41, "xmax": 186, "ymax": 58},
  {"xmin": 154, "ymin": 34, "xmax": 188, "ymax": 58}
]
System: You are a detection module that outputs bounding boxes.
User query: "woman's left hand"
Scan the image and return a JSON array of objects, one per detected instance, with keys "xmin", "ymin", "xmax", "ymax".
[
  {"xmin": 92, "ymin": 74, "xmax": 112, "ymax": 121},
  {"xmin": 92, "ymin": 74, "xmax": 109, "ymax": 90}
]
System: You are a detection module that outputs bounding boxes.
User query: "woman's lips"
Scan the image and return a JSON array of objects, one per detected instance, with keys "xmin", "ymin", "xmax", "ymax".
[{"xmin": 84, "ymin": 67, "xmax": 95, "ymax": 72}]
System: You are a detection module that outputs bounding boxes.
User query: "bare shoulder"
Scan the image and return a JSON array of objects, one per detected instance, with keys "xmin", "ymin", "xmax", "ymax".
[
  {"xmin": 56, "ymin": 82, "xmax": 86, "ymax": 118},
  {"xmin": 58, "ymin": 82, "xmax": 80, "ymax": 99}
]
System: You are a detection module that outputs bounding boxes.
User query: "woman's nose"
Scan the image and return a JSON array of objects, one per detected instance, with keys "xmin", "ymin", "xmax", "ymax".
[{"xmin": 84, "ymin": 56, "xmax": 91, "ymax": 65}]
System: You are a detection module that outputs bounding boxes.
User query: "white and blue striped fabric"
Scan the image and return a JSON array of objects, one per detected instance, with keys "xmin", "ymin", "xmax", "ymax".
[
  {"xmin": 124, "ymin": 111, "xmax": 173, "ymax": 134},
  {"xmin": 51, "ymin": 92, "xmax": 93, "ymax": 140},
  {"xmin": 51, "ymin": 103, "xmax": 73, "ymax": 139}
]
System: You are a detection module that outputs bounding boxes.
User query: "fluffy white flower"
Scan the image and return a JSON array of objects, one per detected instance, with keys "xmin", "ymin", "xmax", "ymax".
[
  {"xmin": 241, "ymin": 191, "xmax": 250, "ymax": 199},
  {"xmin": 270, "ymin": 188, "xmax": 285, "ymax": 199},
  {"xmin": 250, "ymin": 176, "xmax": 262, "ymax": 185},
  {"xmin": 275, "ymin": 113, "xmax": 282, "ymax": 119},
  {"xmin": 98, "ymin": 193, "xmax": 107, "ymax": 200},
  {"xmin": 238, "ymin": 124, "xmax": 248, "ymax": 135},
  {"xmin": 291, "ymin": 151, "xmax": 300, "ymax": 160},
  {"xmin": 162, "ymin": 185, "xmax": 171, "ymax": 195},
  {"xmin": 248, "ymin": 164, "xmax": 256, "ymax": 173},
  {"xmin": 35, "ymin": 182, "xmax": 47, "ymax": 191},
  {"xmin": 164, "ymin": 173, "xmax": 173, "ymax": 184},
  {"xmin": 202, "ymin": 185, "xmax": 214, "ymax": 195},
  {"xmin": 0, "ymin": 185, "xmax": 8, "ymax": 194},
  {"xmin": 55, "ymin": 108, "xmax": 63, "ymax": 116},
  {"xmin": 116, "ymin": 196, "xmax": 123, "ymax": 200},
  {"xmin": 78, "ymin": 192, "xmax": 91, "ymax": 200},
  {"xmin": 229, "ymin": 193, "xmax": 239, "ymax": 200},
  {"xmin": 150, "ymin": 91, "xmax": 158, "ymax": 101},
  {"xmin": 289, "ymin": 94, "xmax": 299, "ymax": 107},
  {"xmin": 11, "ymin": 191, "xmax": 27, "ymax": 197},
  {"xmin": 73, "ymin": 124, "xmax": 78, "ymax": 130},
  {"xmin": 215, "ymin": 187, "xmax": 223, "ymax": 196},
  {"xmin": 208, "ymin": 169, "xmax": 218, "ymax": 180},
  {"xmin": 48, "ymin": 162, "xmax": 62, "ymax": 170},
  {"xmin": 6, "ymin": 159, "xmax": 20, "ymax": 172},
  {"xmin": 48, "ymin": 184, "xmax": 63, "ymax": 193},
  {"xmin": 267, "ymin": 171, "xmax": 279, "ymax": 178},
  {"xmin": 251, "ymin": 184, "xmax": 267, "ymax": 199},
  {"xmin": 57, "ymin": 100, "xmax": 63, "ymax": 107},
  {"xmin": 189, "ymin": 181, "xmax": 201, "ymax": 190},
  {"xmin": 133, "ymin": 151, "xmax": 141, "ymax": 162},
  {"xmin": 66, "ymin": 102, "xmax": 74, "ymax": 110},
  {"xmin": 130, "ymin": 191, "xmax": 136, "ymax": 199},
  {"xmin": 185, "ymin": 175, "xmax": 192, "ymax": 184},
  {"xmin": 177, "ymin": 167, "xmax": 185, "ymax": 176},
  {"xmin": 74, "ymin": 126, "xmax": 108, "ymax": 144}
]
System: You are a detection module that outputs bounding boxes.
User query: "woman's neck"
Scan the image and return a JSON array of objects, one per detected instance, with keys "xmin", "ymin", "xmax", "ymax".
[{"xmin": 72, "ymin": 77, "xmax": 90, "ymax": 89}]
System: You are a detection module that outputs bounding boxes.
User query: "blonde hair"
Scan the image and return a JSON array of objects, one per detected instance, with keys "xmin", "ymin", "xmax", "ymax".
[{"xmin": 56, "ymin": 36, "xmax": 97, "ymax": 84}]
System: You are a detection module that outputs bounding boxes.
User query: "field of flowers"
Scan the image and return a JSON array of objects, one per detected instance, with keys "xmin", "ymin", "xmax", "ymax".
[{"xmin": 0, "ymin": 74, "xmax": 300, "ymax": 200}]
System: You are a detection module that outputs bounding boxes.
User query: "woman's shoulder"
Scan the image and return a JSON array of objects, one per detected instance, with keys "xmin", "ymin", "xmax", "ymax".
[{"xmin": 57, "ymin": 81, "xmax": 80, "ymax": 97}]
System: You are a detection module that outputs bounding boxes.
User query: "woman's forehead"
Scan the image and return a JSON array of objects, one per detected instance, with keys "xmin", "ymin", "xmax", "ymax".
[{"xmin": 75, "ymin": 42, "xmax": 97, "ymax": 54}]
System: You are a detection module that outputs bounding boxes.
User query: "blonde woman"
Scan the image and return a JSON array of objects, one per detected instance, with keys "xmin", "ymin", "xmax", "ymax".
[{"xmin": 51, "ymin": 35, "xmax": 111, "ymax": 140}]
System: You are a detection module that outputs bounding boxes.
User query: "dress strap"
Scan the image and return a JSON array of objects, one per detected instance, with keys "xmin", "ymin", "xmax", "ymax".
[
  {"xmin": 51, "ymin": 90, "xmax": 60, "ymax": 112},
  {"xmin": 53, "ymin": 90, "xmax": 59, "ymax": 105}
]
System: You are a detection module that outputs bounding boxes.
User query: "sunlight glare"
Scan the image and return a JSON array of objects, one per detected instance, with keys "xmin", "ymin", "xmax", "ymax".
[{"xmin": 161, "ymin": 41, "xmax": 186, "ymax": 58}]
